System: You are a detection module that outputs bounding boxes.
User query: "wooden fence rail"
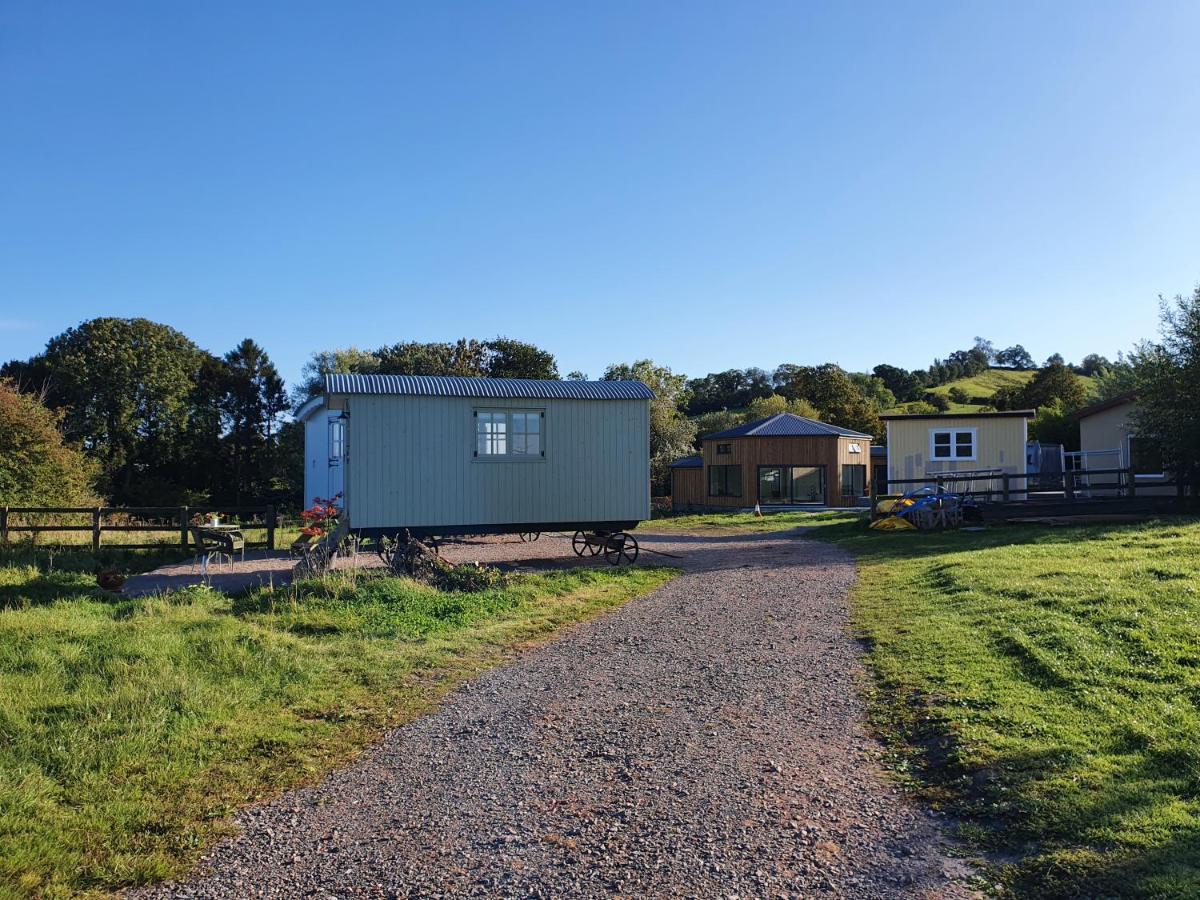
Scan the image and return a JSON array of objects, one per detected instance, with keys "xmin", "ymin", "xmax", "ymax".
[
  {"xmin": 0, "ymin": 505, "xmax": 277, "ymax": 551},
  {"xmin": 871, "ymin": 468, "xmax": 1183, "ymax": 506}
]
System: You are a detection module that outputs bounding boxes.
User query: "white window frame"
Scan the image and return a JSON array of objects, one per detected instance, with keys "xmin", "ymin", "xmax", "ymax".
[
  {"xmin": 929, "ymin": 427, "xmax": 977, "ymax": 462},
  {"xmin": 474, "ymin": 408, "xmax": 545, "ymax": 461},
  {"xmin": 329, "ymin": 417, "xmax": 346, "ymax": 465}
]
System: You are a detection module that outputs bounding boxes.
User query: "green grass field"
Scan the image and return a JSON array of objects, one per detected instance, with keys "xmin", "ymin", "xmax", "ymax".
[
  {"xmin": 920, "ymin": 367, "xmax": 1098, "ymax": 413},
  {"xmin": 0, "ymin": 556, "xmax": 673, "ymax": 899},
  {"xmin": 806, "ymin": 517, "xmax": 1200, "ymax": 897},
  {"xmin": 644, "ymin": 508, "xmax": 863, "ymax": 534}
]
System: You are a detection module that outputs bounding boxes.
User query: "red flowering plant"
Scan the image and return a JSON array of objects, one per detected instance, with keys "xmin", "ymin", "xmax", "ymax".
[{"xmin": 299, "ymin": 494, "xmax": 342, "ymax": 541}]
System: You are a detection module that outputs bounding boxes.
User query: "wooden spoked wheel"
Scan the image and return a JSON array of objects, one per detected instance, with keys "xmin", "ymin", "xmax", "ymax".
[
  {"xmin": 603, "ymin": 532, "xmax": 639, "ymax": 566},
  {"xmin": 572, "ymin": 530, "xmax": 604, "ymax": 557},
  {"xmin": 518, "ymin": 531, "xmax": 541, "ymax": 543}
]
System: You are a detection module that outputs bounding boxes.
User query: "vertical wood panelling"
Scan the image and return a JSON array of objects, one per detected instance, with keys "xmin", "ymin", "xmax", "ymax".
[
  {"xmin": 342, "ymin": 394, "xmax": 650, "ymax": 529},
  {"xmin": 695, "ymin": 434, "xmax": 870, "ymax": 508}
]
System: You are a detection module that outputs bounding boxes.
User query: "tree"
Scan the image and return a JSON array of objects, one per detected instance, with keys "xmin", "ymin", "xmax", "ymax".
[
  {"xmin": 2, "ymin": 318, "xmax": 211, "ymax": 502},
  {"xmin": 1028, "ymin": 399, "xmax": 1080, "ymax": 450},
  {"xmin": 685, "ymin": 368, "xmax": 773, "ymax": 415},
  {"xmin": 991, "ymin": 361, "xmax": 1088, "ymax": 412},
  {"xmin": 947, "ymin": 387, "xmax": 971, "ymax": 405},
  {"xmin": 848, "ymin": 373, "xmax": 896, "ymax": 411},
  {"xmin": 220, "ymin": 339, "xmax": 288, "ymax": 504},
  {"xmin": 1093, "ymin": 353, "xmax": 1137, "ymax": 400},
  {"xmin": 294, "ymin": 347, "xmax": 381, "ymax": 404},
  {"xmin": 1043, "ymin": 352, "xmax": 1066, "ymax": 367},
  {"xmin": 566, "ymin": 370, "xmax": 588, "ymax": 380},
  {"xmin": 603, "ymin": 360, "xmax": 696, "ymax": 492},
  {"xmin": 995, "ymin": 345, "xmax": 1035, "ymax": 369},
  {"xmin": 1129, "ymin": 288, "xmax": 1200, "ymax": 494},
  {"xmin": 871, "ymin": 364, "xmax": 923, "ymax": 402},
  {"xmin": 0, "ymin": 380, "xmax": 98, "ymax": 506},
  {"xmin": 744, "ymin": 394, "xmax": 821, "ymax": 422},
  {"xmin": 922, "ymin": 392, "xmax": 951, "ymax": 412},
  {"xmin": 1078, "ymin": 353, "xmax": 1112, "ymax": 377},
  {"xmin": 482, "ymin": 337, "xmax": 559, "ymax": 379},
  {"xmin": 773, "ymin": 363, "xmax": 882, "ymax": 437}
]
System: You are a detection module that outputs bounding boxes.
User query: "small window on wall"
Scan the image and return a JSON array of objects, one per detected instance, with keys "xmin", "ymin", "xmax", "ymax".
[
  {"xmin": 716, "ymin": 443, "xmax": 732, "ymax": 455},
  {"xmin": 842, "ymin": 464, "xmax": 866, "ymax": 497},
  {"xmin": 708, "ymin": 464, "xmax": 742, "ymax": 497},
  {"xmin": 329, "ymin": 418, "xmax": 345, "ymax": 463},
  {"xmin": 931, "ymin": 428, "xmax": 976, "ymax": 461},
  {"xmin": 475, "ymin": 409, "xmax": 543, "ymax": 459}
]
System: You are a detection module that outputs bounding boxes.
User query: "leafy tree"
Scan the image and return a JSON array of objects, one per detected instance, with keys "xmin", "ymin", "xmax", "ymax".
[
  {"xmin": 685, "ymin": 368, "xmax": 773, "ymax": 415},
  {"xmin": 871, "ymin": 364, "xmax": 923, "ymax": 402},
  {"xmin": 744, "ymin": 394, "xmax": 821, "ymax": 422},
  {"xmin": 603, "ymin": 360, "xmax": 695, "ymax": 492},
  {"xmin": 1078, "ymin": 353, "xmax": 1112, "ymax": 377},
  {"xmin": 2, "ymin": 318, "xmax": 211, "ymax": 502},
  {"xmin": 991, "ymin": 361, "xmax": 1088, "ymax": 412},
  {"xmin": 294, "ymin": 347, "xmax": 381, "ymax": 404},
  {"xmin": 773, "ymin": 363, "xmax": 882, "ymax": 437},
  {"xmin": 947, "ymin": 387, "xmax": 971, "ymax": 405},
  {"xmin": 1043, "ymin": 352, "xmax": 1066, "ymax": 367},
  {"xmin": 566, "ymin": 370, "xmax": 588, "ymax": 380},
  {"xmin": 483, "ymin": 337, "xmax": 559, "ymax": 379},
  {"xmin": 995, "ymin": 345, "xmax": 1035, "ymax": 369},
  {"xmin": 376, "ymin": 339, "xmax": 489, "ymax": 378},
  {"xmin": 1028, "ymin": 399, "xmax": 1080, "ymax": 450},
  {"xmin": 848, "ymin": 373, "xmax": 896, "ymax": 411},
  {"xmin": 922, "ymin": 392, "xmax": 951, "ymax": 412},
  {"xmin": 1129, "ymin": 288, "xmax": 1200, "ymax": 494},
  {"xmin": 1093, "ymin": 353, "xmax": 1137, "ymax": 400},
  {"xmin": 219, "ymin": 339, "xmax": 288, "ymax": 504},
  {"xmin": 0, "ymin": 380, "xmax": 98, "ymax": 505},
  {"xmin": 892, "ymin": 400, "xmax": 939, "ymax": 416}
]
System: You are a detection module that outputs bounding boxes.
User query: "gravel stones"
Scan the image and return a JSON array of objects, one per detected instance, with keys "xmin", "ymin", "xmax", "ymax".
[{"xmin": 140, "ymin": 531, "xmax": 975, "ymax": 898}]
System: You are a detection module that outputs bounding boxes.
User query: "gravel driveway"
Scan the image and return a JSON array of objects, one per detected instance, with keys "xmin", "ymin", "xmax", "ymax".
[{"xmin": 143, "ymin": 531, "xmax": 974, "ymax": 898}]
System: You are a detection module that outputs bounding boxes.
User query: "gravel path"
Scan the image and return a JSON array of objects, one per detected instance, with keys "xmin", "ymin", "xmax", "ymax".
[{"xmin": 142, "ymin": 531, "xmax": 974, "ymax": 898}]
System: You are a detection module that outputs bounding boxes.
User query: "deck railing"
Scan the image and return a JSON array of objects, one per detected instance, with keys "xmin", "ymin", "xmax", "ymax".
[
  {"xmin": 0, "ymin": 505, "xmax": 277, "ymax": 551},
  {"xmin": 871, "ymin": 468, "xmax": 1182, "ymax": 506}
]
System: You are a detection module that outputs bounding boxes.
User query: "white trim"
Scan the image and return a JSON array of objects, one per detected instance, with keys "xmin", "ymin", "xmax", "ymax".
[
  {"xmin": 929, "ymin": 427, "xmax": 977, "ymax": 462},
  {"xmin": 295, "ymin": 395, "xmax": 325, "ymax": 423},
  {"xmin": 472, "ymin": 407, "xmax": 547, "ymax": 462}
]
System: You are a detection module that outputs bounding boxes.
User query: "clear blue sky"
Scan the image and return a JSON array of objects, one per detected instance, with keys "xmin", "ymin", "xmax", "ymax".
[{"xmin": 3, "ymin": 1, "xmax": 1198, "ymax": 390}]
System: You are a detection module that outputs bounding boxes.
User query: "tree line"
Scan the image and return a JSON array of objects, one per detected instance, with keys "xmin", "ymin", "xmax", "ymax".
[{"xmin": 2, "ymin": 293, "xmax": 1196, "ymax": 508}]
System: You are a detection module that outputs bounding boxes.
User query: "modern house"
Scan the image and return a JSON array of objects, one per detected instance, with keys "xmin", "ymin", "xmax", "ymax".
[
  {"xmin": 298, "ymin": 374, "xmax": 653, "ymax": 537},
  {"xmin": 1076, "ymin": 393, "xmax": 1172, "ymax": 495},
  {"xmin": 881, "ymin": 410, "xmax": 1034, "ymax": 499},
  {"xmin": 669, "ymin": 412, "xmax": 873, "ymax": 511}
]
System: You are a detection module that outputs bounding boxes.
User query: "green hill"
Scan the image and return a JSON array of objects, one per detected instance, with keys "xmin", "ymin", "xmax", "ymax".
[{"xmin": 914, "ymin": 368, "xmax": 1098, "ymax": 413}]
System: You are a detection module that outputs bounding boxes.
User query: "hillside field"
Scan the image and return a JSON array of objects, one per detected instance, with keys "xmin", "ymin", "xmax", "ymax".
[{"xmin": 921, "ymin": 368, "xmax": 1098, "ymax": 413}]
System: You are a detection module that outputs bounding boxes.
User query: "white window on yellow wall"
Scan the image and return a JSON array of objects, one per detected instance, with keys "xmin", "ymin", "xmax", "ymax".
[{"xmin": 930, "ymin": 428, "xmax": 976, "ymax": 461}]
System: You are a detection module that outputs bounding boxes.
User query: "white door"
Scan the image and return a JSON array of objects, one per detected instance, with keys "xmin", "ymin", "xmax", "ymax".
[{"xmin": 327, "ymin": 415, "xmax": 346, "ymax": 505}]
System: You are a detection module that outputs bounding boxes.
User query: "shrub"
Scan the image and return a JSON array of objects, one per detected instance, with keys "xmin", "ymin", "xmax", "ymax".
[{"xmin": 0, "ymin": 380, "xmax": 98, "ymax": 506}]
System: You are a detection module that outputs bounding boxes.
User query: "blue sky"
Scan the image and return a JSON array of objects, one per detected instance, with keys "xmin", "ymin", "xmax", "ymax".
[{"xmin": 2, "ymin": 1, "xmax": 1198, "ymax": 389}]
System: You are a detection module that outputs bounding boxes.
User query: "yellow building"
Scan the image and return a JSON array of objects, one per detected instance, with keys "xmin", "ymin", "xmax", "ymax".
[
  {"xmin": 1076, "ymin": 393, "xmax": 1173, "ymax": 496},
  {"xmin": 881, "ymin": 410, "xmax": 1034, "ymax": 499}
]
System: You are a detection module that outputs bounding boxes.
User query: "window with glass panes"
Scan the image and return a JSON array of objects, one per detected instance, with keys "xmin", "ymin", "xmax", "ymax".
[
  {"xmin": 475, "ymin": 410, "xmax": 543, "ymax": 458},
  {"xmin": 930, "ymin": 428, "xmax": 976, "ymax": 461},
  {"xmin": 708, "ymin": 464, "xmax": 742, "ymax": 497},
  {"xmin": 841, "ymin": 464, "xmax": 866, "ymax": 497}
]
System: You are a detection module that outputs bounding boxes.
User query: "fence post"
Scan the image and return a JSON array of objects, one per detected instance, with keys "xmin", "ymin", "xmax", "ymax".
[
  {"xmin": 1065, "ymin": 471, "xmax": 1076, "ymax": 501},
  {"xmin": 1127, "ymin": 470, "xmax": 1136, "ymax": 498},
  {"xmin": 179, "ymin": 506, "xmax": 189, "ymax": 550},
  {"xmin": 0, "ymin": 507, "xmax": 7, "ymax": 545},
  {"xmin": 92, "ymin": 508, "xmax": 102, "ymax": 552},
  {"xmin": 1002, "ymin": 474, "xmax": 1010, "ymax": 502},
  {"xmin": 266, "ymin": 504, "xmax": 276, "ymax": 551}
]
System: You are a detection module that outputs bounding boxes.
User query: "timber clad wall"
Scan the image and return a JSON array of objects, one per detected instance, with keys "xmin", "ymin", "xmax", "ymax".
[
  {"xmin": 693, "ymin": 435, "xmax": 871, "ymax": 509},
  {"xmin": 884, "ymin": 415, "xmax": 1028, "ymax": 499},
  {"xmin": 671, "ymin": 467, "xmax": 705, "ymax": 509},
  {"xmin": 340, "ymin": 394, "xmax": 650, "ymax": 529}
]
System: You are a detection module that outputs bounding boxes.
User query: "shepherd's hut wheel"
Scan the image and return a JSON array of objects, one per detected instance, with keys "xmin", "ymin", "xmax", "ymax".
[
  {"xmin": 518, "ymin": 531, "xmax": 541, "ymax": 543},
  {"xmin": 604, "ymin": 532, "xmax": 639, "ymax": 566},
  {"xmin": 572, "ymin": 531, "xmax": 588, "ymax": 557}
]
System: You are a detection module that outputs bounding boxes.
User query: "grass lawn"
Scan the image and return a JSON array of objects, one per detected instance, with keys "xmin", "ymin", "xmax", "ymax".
[
  {"xmin": 916, "ymin": 367, "xmax": 1098, "ymax": 413},
  {"xmin": 807, "ymin": 517, "xmax": 1200, "ymax": 898},
  {"xmin": 0, "ymin": 554, "xmax": 674, "ymax": 899},
  {"xmin": 644, "ymin": 508, "xmax": 864, "ymax": 534}
]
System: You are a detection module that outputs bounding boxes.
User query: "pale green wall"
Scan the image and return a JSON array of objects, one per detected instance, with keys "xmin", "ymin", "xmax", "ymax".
[{"xmin": 337, "ymin": 393, "xmax": 650, "ymax": 529}]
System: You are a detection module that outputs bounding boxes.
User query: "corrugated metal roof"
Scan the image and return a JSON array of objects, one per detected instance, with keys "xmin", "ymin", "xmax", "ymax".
[
  {"xmin": 323, "ymin": 374, "xmax": 655, "ymax": 401},
  {"xmin": 669, "ymin": 455, "xmax": 703, "ymax": 469},
  {"xmin": 879, "ymin": 410, "xmax": 1035, "ymax": 420},
  {"xmin": 702, "ymin": 412, "xmax": 873, "ymax": 440}
]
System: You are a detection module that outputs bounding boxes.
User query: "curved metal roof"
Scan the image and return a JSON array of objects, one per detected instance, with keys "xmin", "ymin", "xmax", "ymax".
[
  {"xmin": 323, "ymin": 374, "xmax": 655, "ymax": 401},
  {"xmin": 702, "ymin": 412, "xmax": 873, "ymax": 440}
]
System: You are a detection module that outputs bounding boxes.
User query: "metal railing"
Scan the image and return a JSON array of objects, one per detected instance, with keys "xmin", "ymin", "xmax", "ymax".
[{"xmin": 871, "ymin": 468, "xmax": 1181, "ymax": 506}]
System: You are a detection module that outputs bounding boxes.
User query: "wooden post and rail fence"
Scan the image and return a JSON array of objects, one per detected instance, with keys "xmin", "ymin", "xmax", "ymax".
[
  {"xmin": 870, "ymin": 467, "xmax": 1186, "ymax": 508},
  {"xmin": 0, "ymin": 505, "xmax": 277, "ymax": 551}
]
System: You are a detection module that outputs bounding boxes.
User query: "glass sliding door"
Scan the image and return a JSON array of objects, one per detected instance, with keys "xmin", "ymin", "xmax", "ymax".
[{"xmin": 757, "ymin": 465, "xmax": 826, "ymax": 505}]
